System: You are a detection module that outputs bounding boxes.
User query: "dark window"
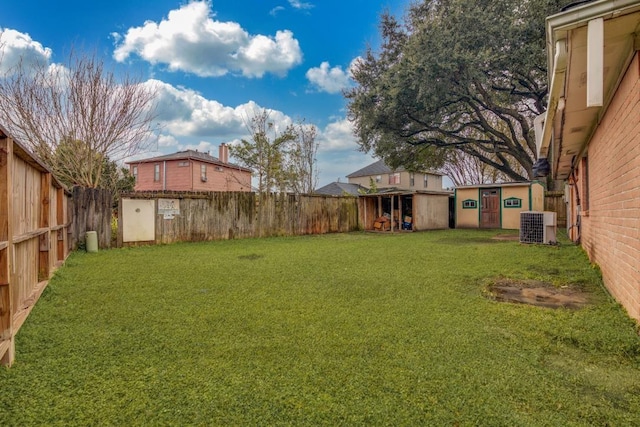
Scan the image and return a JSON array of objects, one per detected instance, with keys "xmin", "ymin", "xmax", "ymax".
[
  {"xmin": 504, "ymin": 197, "xmax": 522, "ymax": 208},
  {"xmin": 462, "ymin": 199, "xmax": 477, "ymax": 209}
]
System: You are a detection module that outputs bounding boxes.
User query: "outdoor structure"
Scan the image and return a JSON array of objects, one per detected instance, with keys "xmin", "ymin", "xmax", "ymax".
[
  {"xmin": 346, "ymin": 160, "xmax": 444, "ymax": 192},
  {"xmin": 0, "ymin": 127, "xmax": 71, "ymax": 366},
  {"xmin": 127, "ymin": 144, "xmax": 252, "ymax": 192},
  {"xmin": 455, "ymin": 182, "xmax": 545, "ymax": 229},
  {"xmin": 358, "ymin": 189, "xmax": 451, "ymax": 232},
  {"xmin": 538, "ymin": 0, "xmax": 640, "ymax": 321},
  {"xmin": 314, "ymin": 181, "xmax": 366, "ymax": 196}
]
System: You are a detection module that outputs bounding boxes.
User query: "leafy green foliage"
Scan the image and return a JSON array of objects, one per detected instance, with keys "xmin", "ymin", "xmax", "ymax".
[
  {"xmin": 346, "ymin": 0, "xmax": 573, "ymax": 181},
  {"xmin": 230, "ymin": 109, "xmax": 318, "ymax": 194},
  {"xmin": 2, "ymin": 230, "xmax": 639, "ymax": 425}
]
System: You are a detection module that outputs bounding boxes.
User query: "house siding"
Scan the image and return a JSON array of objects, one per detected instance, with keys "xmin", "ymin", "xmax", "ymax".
[
  {"xmin": 348, "ymin": 171, "xmax": 442, "ymax": 191},
  {"xmin": 132, "ymin": 159, "xmax": 251, "ymax": 192},
  {"xmin": 576, "ymin": 52, "xmax": 640, "ymax": 321},
  {"xmin": 455, "ymin": 188, "xmax": 480, "ymax": 228}
]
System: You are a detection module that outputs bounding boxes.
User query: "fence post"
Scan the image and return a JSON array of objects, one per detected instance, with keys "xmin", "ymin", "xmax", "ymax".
[{"xmin": 0, "ymin": 136, "xmax": 14, "ymax": 366}]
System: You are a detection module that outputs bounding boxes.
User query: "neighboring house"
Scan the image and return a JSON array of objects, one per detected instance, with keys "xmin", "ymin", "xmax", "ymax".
[
  {"xmin": 455, "ymin": 182, "xmax": 545, "ymax": 229},
  {"xmin": 127, "ymin": 144, "xmax": 252, "ymax": 192},
  {"xmin": 538, "ymin": 0, "xmax": 640, "ymax": 321},
  {"xmin": 346, "ymin": 160, "xmax": 444, "ymax": 192},
  {"xmin": 314, "ymin": 182, "xmax": 366, "ymax": 196}
]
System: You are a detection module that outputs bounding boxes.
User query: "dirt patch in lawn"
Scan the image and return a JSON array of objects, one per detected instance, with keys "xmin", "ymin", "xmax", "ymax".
[
  {"xmin": 492, "ymin": 234, "xmax": 520, "ymax": 241},
  {"xmin": 238, "ymin": 253, "xmax": 264, "ymax": 261},
  {"xmin": 486, "ymin": 278, "xmax": 590, "ymax": 309}
]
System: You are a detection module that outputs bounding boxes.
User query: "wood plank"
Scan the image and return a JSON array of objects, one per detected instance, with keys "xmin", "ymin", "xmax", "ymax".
[
  {"xmin": 0, "ymin": 338, "xmax": 14, "ymax": 366},
  {"xmin": 12, "ymin": 280, "xmax": 48, "ymax": 334},
  {"xmin": 0, "ymin": 136, "xmax": 13, "ymax": 366},
  {"xmin": 12, "ymin": 228, "xmax": 48, "ymax": 244}
]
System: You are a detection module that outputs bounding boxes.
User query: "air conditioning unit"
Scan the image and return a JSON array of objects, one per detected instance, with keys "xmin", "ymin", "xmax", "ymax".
[
  {"xmin": 520, "ymin": 211, "xmax": 557, "ymax": 244},
  {"xmin": 201, "ymin": 176, "xmax": 208, "ymax": 182}
]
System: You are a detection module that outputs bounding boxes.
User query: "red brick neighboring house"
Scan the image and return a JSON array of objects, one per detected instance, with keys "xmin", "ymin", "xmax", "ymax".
[
  {"xmin": 538, "ymin": 0, "xmax": 640, "ymax": 321},
  {"xmin": 127, "ymin": 144, "xmax": 252, "ymax": 192}
]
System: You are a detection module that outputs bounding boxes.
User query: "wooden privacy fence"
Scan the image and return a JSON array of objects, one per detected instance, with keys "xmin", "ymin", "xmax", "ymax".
[
  {"xmin": 72, "ymin": 186, "xmax": 113, "ymax": 250},
  {"xmin": 118, "ymin": 191, "xmax": 361, "ymax": 246},
  {"xmin": 544, "ymin": 191, "xmax": 567, "ymax": 228},
  {"xmin": 1, "ymin": 131, "xmax": 71, "ymax": 366}
]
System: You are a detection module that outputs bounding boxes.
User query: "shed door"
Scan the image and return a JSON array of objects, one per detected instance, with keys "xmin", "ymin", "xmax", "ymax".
[{"xmin": 480, "ymin": 189, "xmax": 500, "ymax": 228}]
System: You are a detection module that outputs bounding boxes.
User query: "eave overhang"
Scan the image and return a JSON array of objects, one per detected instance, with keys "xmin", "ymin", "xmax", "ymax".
[{"xmin": 539, "ymin": 0, "xmax": 640, "ymax": 180}]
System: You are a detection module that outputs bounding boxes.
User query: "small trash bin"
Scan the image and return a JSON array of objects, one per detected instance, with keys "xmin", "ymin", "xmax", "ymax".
[{"xmin": 86, "ymin": 231, "xmax": 98, "ymax": 253}]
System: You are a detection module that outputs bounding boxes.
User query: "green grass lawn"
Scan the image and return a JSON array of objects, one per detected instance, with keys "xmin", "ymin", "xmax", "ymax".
[{"xmin": 2, "ymin": 229, "xmax": 640, "ymax": 425}]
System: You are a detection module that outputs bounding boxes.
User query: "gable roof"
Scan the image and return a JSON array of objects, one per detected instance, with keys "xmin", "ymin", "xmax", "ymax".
[
  {"xmin": 314, "ymin": 182, "xmax": 366, "ymax": 196},
  {"xmin": 346, "ymin": 159, "xmax": 442, "ymax": 178},
  {"xmin": 127, "ymin": 149, "xmax": 251, "ymax": 172}
]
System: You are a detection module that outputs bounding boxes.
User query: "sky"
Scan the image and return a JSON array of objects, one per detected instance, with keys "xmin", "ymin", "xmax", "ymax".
[{"xmin": 1, "ymin": 0, "xmax": 413, "ymax": 188}]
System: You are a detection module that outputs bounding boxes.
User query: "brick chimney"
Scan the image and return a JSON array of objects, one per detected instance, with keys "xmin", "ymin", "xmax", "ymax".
[{"xmin": 219, "ymin": 143, "xmax": 229, "ymax": 163}]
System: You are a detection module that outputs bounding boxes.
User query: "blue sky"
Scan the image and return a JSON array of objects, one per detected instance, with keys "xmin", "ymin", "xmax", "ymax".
[{"xmin": 1, "ymin": 0, "xmax": 411, "ymax": 187}]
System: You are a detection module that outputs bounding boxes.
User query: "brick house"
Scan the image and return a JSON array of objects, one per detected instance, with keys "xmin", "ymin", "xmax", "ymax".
[
  {"xmin": 127, "ymin": 144, "xmax": 252, "ymax": 192},
  {"xmin": 538, "ymin": 0, "xmax": 640, "ymax": 321},
  {"xmin": 346, "ymin": 160, "xmax": 445, "ymax": 192}
]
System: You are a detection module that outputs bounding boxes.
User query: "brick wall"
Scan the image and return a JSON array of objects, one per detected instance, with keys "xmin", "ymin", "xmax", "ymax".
[
  {"xmin": 579, "ymin": 52, "xmax": 640, "ymax": 321},
  {"xmin": 132, "ymin": 160, "xmax": 251, "ymax": 192}
]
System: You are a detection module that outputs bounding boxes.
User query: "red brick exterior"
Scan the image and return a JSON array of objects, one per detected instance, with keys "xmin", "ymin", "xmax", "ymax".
[
  {"xmin": 131, "ymin": 159, "xmax": 252, "ymax": 192},
  {"xmin": 570, "ymin": 52, "xmax": 640, "ymax": 321}
]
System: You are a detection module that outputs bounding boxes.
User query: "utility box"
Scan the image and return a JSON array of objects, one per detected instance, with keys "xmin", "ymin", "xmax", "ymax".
[{"xmin": 520, "ymin": 211, "xmax": 557, "ymax": 244}]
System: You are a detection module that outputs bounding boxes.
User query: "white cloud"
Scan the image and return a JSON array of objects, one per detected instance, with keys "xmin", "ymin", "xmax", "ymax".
[
  {"xmin": 289, "ymin": 0, "xmax": 314, "ymax": 9},
  {"xmin": 313, "ymin": 116, "xmax": 381, "ymax": 185},
  {"xmin": 305, "ymin": 61, "xmax": 354, "ymax": 94},
  {"xmin": 113, "ymin": 1, "xmax": 302, "ymax": 78},
  {"xmin": 0, "ymin": 28, "xmax": 52, "ymax": 75},
  {"xmin": 157, "ymin": 134, "xmax": 179, "ymax": 147},
  {"xmin": 144, "ymin": 79, "xmax": 294, "ymax": 141},
  {"xmin": 269, "ymin": 6, "xmax": 286, "ymax": 16},
  {"xmin": 317, "ymin": 117, "xmax": 358, "ymax": 151}
]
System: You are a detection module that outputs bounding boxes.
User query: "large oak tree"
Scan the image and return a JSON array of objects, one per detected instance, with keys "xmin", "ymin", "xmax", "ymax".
[{"xmin": 346, "ymin": 0, "xmax": 571, "ymax": 182}]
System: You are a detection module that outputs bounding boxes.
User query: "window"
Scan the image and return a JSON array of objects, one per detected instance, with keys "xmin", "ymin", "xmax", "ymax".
[
  {"xmin": 423, "ymin": 175, "xmax": 428, "ymax": 188},
  {"xmin": 504, "ymin": 197, "xmax": 522, "ymax": 208},
  {"xmin": 389, "ymin": 172, "xmax": 400, "ymax": 185},
  {"xmin": 132, "ymin": 166, "xmax": 138, "ymax": 182},
  {"xmin": 178, "ymin": 161, "xmax": 189, "ymax": 167},
  {"xmin": 201, "ymin": 164, "xmax": 207, "ymax": 181},
  {"xmin": 409, "ymin": 173, "xmax": 415, "ymax": 187},
  {"xmin": 462, "ymin": 199, "xmax": 477, "ymax": 209},
  {"xmin": 154, "ymin": 164, "xmax": 160, "ymax": 182},
  {"xmin": 375, "ymin": 175, "xmax": 382, "ymax": 183}
]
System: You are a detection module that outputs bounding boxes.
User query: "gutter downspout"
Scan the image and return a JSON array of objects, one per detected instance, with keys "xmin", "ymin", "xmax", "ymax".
[{"xmin": 163, "ymin": 161, "xmax": 166, "ymax": 191}]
